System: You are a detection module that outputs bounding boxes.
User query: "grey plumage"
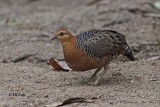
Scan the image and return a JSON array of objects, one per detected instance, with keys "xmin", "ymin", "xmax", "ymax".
[{"xmin": 76, "ymin": 29, "xmax": 135, "ymax": 60}]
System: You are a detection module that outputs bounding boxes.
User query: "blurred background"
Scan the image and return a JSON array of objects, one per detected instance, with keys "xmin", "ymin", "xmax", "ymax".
[
  {"xmin": 0, "ymin": 0, "xmax": 160, "ymax": 107},
  {"xmin": 0, "ymin": 0, "xmax": 160, "ymax": 62}
]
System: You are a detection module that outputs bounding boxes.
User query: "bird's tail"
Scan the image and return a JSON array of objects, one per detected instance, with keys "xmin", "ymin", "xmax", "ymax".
[{"xmin": 123, "ymin": 44, "xmax": 135, "ymax": 61}]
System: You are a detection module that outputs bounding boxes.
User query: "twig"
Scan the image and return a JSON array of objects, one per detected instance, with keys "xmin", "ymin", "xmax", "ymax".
[
  {"xmin": 147, "ymin": 56, "xmax": 160, "ymax": 60},
  {"xmin": 87, "ymin": 0, "xmax": 103, "ymax": 6},
  {"xmin": 102, "ymin": 18, "xmax": 130, "ymax": 27},
  {"xmin": 143, "ymin": 13, "xmax": 160, "ymax": 18},
  {"xmin": 10, "ymin": 54, "xmax": 35, "ymax": 62}
]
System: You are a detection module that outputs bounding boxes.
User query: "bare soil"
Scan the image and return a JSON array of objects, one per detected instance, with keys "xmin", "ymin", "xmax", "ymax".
[{"xmin": 0, "ymin": 0, "xmax": 160, "ymax": 107}]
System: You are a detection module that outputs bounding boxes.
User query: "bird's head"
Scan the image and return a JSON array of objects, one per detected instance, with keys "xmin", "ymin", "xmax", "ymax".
[{"xmin": 52, "ymin": 29, "xmax": 73, "ymax": 43}]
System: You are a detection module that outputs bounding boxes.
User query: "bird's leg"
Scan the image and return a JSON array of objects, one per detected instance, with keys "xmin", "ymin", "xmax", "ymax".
[
  {"xmin": 88, "ymin": 65, "xmax": 109, "ymax": 86},
  {"xmin": 88, "ymin": 68, "xmax": 101, "ymax": 82}
]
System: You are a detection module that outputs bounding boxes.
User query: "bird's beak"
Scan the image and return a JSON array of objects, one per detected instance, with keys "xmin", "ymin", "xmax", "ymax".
[{"xmin": 51, "ymin": 36, "xmax": 57, "ymax": 40}]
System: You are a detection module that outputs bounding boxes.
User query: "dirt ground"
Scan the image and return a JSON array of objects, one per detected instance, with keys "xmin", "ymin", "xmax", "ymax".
[{"xmin": 0, "ymin": 0, "xmax": 160, "ymax": 107}]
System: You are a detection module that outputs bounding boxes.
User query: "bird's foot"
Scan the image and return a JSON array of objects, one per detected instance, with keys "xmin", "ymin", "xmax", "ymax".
[
  {"xmin": 88, "ymin": 76, "xmax": 97, "ymax": 83},
  {"xmin": 87, "ymin": 79, "xmax": 99, "ymax": 86},
  {"xmin": 87, "ymin": 80, "xmax": 99, "ymax": 86}
]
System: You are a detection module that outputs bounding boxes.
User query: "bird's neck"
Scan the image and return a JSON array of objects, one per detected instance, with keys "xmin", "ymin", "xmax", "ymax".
[
  {"xmin": 60, "ymin": 36, "xmax": 76, "ymax": 48},
  {"xmin": 60, "ymin": 36, "xmax": 77, "ymax": 65}
]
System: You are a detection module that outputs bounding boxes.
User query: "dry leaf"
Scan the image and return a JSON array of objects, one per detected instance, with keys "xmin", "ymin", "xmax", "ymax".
[
  {"xmin": 48, "ymin": 58, "xmax": 72, "ymax": 71},
  {"xmin": 56, "ymin": 97, "xmax": 94, "ymax": 107}
]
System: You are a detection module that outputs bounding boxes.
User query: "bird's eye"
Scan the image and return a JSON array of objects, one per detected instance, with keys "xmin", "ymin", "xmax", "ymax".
[{"xmin": 60, "ymin": 32, "xmax": 64, "ymax": 36}]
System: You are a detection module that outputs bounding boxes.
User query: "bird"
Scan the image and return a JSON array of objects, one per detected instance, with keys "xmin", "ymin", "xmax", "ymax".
[{"xmin": 52, "ymin": 28, "xmax": 135, "ymax": 85}]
